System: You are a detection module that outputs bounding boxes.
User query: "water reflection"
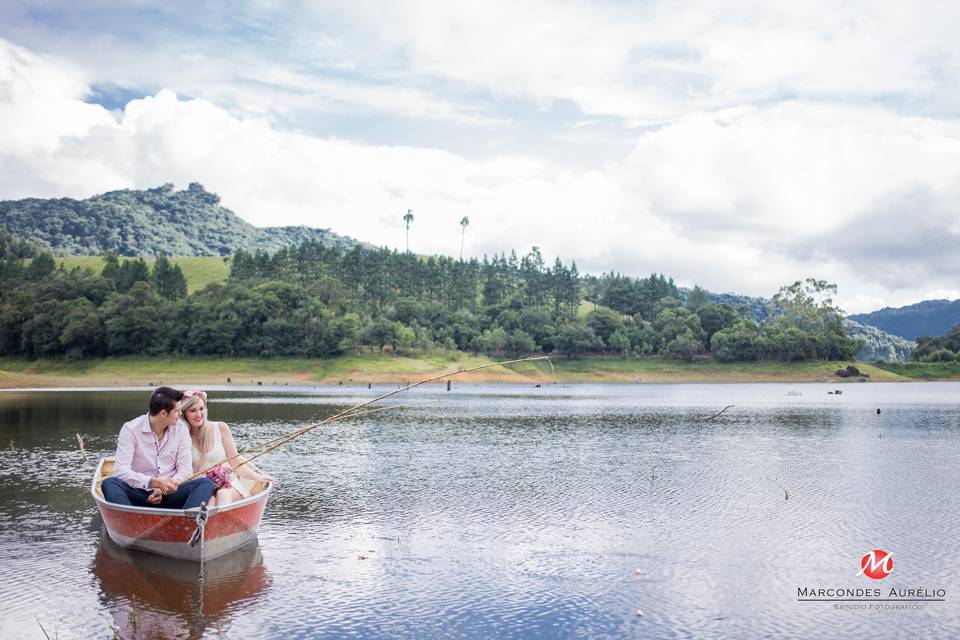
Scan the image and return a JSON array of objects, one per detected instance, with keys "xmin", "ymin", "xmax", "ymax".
[{"xmin": 93, "ymin": 531, "xmax": 271, "ymax": 639}]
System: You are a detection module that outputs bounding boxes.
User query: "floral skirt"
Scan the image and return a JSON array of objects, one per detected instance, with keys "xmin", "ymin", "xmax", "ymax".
[{"xmin": 206, "ymin": 464, "xmax": 251, "ymax": 498}]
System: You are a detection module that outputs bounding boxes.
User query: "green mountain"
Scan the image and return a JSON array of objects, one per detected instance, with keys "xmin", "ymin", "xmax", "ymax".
[
  {"xmin": 843, "ymin": 319, "xmax": 914, "ymax": 362},
  {"xmin": 848, "ymin": 299, "xmax": 960, "ymax": 340},
  {"xmin": 0, "ymin": 183, "xmax": 357, "ymax": 256}
]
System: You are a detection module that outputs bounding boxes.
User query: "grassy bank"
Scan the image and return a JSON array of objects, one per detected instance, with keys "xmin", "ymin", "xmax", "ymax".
[
  {"xmin": 56, "ymin": 256, "xmax": 229, "ymax": 293},
  {"xmin": 871, "ymin": 361, "xmax": 960, "ymax": 379},
  {"xmin": 0, "ymin": 354, "xmax": 919, "ymax": 389}
]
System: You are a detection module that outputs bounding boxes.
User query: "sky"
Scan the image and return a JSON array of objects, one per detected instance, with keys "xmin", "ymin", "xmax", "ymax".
[{"xmin": 1, "ymin": 1, "xmax": 959, "ymax": 313}]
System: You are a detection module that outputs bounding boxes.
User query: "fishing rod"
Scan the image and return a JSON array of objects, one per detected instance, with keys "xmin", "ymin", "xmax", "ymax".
[
  {"xmin": 189, "ymin": 400, "xmax": 434, "ymax": 480},
  {"xmin": 233, "ymin": 400, "xmax": 439, "ymax": 472},
  {"xmin": 192, "ymin": 355, "xmax": 554, "ymax": 478}
]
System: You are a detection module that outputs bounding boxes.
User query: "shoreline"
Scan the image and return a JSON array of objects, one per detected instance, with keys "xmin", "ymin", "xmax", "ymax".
[{"xmin": 1, "ymin": 355, "xmax": 955, "ymax": 389}]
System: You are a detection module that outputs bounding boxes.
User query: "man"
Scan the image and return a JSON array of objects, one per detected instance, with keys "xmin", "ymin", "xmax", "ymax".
[{"xmin": 101, "ymin": 386, "xmax": 214, "ymax": 509}]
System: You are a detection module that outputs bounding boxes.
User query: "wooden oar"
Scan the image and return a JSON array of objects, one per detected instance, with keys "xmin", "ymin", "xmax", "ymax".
[{"xmin": 192, "ymin": 355, "xmax": 553, "ymax": 478}]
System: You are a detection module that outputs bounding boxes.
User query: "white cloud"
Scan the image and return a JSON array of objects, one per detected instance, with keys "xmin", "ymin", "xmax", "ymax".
[
  {"xmin": 4, "ymin": 1, "xmax": 960, "ymax": 130},
  {"xmin": 609, "ymin": 103, "xmax": 960, "ymax": 307},
  {"xmin": 622, "ymin": 104, "xmax": 960, "ymax": 234},
  {"xmin": 240, "ymin": 67, "xmax": 507, "ymax": 127},
  {"xmin": 341, "ymin": 0, "xmax": 960, "ymax": 120},
  {"xmin": 0, "ymin": 39, "xmax": 113, "ymax": 152}
]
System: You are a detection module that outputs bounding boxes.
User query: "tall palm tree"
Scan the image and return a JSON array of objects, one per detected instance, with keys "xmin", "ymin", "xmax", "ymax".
[
  {"xmin": 459, "ymin": 216, "xmax": 470, "ymax": 260},
  {"xmin": 403, "ymin": 209, "xmax": 414, "ymax": 253}
]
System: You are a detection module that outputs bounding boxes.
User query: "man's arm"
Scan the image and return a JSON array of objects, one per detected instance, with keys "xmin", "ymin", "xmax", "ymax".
[
  {"xmin": 172, "ymin": 423, "xmax": 194, "ymax": 485},
  {"xmin": 112, "ymin": 424, "xmax": 153, "ymax": 490}
]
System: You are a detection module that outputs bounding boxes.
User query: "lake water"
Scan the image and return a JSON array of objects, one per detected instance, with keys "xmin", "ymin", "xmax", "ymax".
[{"xmin": 1, "ymin": 382, "xmax": 959, "ymax": 639}]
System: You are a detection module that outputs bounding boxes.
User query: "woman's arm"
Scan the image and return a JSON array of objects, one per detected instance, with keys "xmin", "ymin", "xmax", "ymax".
[{"xmin": 219, "ymin": 422, "xmax": 271, "ymax": 482}]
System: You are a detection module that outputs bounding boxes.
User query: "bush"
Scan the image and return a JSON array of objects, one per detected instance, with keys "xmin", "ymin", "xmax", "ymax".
[
  {"xmin": 607, "ymin": 329, "xmax": 631, "ymax": 357},
  {"xmin": 920, "ymin": 348, "xmax": 958, "ymax": 363},
  {"xmin": 504, "ymin": 329, "xmax": 536, "ymax": 356},
  {"xmin": 663, "ymin": 330, "xmax": 701, "ymax": 362},
  {"xmin": 554, "ymin": 321, "xmax": 603, "ymax": 358},
  {"xmin": 711, "ymin": 321, "xmax": 761, "ymax": 362}
]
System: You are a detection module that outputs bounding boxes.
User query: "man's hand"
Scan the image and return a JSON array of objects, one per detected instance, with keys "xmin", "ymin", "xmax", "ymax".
[
  {"xmin": 147, "ymin": 488, "xmax": 163, "ymax": 505},
  {"xmin": 150, "ymin": 477, "xmax": 179, "ymax": 495}
]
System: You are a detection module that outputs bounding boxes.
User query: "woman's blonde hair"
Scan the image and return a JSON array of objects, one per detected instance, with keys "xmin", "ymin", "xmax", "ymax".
[{"xmin": 181, "ymin": 391, "xmax": 214, "ymax": 468}]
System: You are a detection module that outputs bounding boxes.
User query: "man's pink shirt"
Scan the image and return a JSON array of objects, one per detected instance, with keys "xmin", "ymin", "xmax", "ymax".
[{"xmin": 113, "ymin": 414, "xmax": 193, "ymax": 490}]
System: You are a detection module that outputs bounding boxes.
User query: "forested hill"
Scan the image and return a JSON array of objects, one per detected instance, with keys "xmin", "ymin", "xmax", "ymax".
[
  {"xmin": 0, "ymin": 183, "xmax": 358, "ymax": 256},
  {"xmin": 843, "ymin": 319, "xmax": 914, "ymax": 362},
  {"xmin": 849, "ymin": 299, "xmax": 960, "ymax": 340}
]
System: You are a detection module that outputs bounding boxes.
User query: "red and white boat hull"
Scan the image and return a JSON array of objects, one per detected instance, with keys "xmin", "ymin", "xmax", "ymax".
[{"xmin": 91, "ymin": 457, "xmax": 272, "ymax": 562}]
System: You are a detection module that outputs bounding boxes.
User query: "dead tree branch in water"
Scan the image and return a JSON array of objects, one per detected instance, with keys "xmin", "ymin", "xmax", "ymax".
[{"xmin": 705, "ymin": 405, "xmax": 734, "ymax": 421}]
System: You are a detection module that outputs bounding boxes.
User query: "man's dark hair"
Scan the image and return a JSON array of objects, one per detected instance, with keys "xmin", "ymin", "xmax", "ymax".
[{"xmin": 149, "ymin": 386, "xmax": 184, "ymax": 416}]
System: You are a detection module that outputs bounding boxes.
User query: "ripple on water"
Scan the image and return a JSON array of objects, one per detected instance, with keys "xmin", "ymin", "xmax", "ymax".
[{"xmin": 1, "ymin": 385, "xmax": 959, "ymax": 638}]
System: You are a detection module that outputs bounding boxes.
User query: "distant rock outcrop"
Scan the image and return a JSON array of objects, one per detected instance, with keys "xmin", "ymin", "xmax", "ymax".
[{"xmin": 835, "ymin": 364, "xmax": 867, "ymax": 378}]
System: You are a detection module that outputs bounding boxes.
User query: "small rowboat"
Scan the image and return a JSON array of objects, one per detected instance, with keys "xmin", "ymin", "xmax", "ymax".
[{"xmin": 91, "ymin": 457, "xmax": 273, "ymax": 562}]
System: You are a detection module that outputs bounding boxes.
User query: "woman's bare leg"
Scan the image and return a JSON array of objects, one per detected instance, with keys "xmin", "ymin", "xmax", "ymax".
[{"xmin": 215, "ymin": 487, "xmax": 243, "ymax": 506}]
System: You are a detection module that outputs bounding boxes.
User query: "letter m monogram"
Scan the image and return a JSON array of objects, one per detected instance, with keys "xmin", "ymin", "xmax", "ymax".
[{"xmin": 857, "ymin": 550, "xmax": 893, "ymax": 579}]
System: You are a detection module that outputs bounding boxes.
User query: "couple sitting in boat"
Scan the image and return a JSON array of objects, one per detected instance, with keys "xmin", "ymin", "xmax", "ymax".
[{"xmin": 101, "ymin": 387, "xmax": 272, "ymax": 510}]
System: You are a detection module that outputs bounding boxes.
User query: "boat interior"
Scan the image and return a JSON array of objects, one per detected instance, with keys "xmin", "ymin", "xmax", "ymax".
[{"xmin": 94, "ymin": 458, "xmax": 270, "ymax": 502}]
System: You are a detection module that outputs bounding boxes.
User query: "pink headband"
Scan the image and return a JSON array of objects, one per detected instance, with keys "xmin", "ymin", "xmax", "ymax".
[{"xmin": 183, "ymin": 389, "xmax": 207, "ymax": 401}]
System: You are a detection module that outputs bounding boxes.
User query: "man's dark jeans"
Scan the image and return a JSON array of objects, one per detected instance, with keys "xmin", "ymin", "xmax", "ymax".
[{"xmin": 101, "ymin": 476, "xmax": 214, "ymax": 509}]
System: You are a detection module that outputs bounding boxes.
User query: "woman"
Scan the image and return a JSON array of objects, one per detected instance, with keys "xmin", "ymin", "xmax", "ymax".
[{"xmin": 180, "ymin": 389, "xmax": 272, "ymax": 507}]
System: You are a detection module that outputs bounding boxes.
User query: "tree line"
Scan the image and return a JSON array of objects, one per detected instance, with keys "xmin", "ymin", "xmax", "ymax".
[
  {"xmin": 912, "ymin": 325, "xmax": 960, "ymax": 362},
  {"xmin": 0, "ymin": 229, "xmax": 860, "ymax": 361}
]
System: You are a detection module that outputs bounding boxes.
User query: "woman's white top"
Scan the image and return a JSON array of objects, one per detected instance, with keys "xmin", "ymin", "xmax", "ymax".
[{"xmin": 192, "ymin": 421, "xmax": 251, "ymax": 498}]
